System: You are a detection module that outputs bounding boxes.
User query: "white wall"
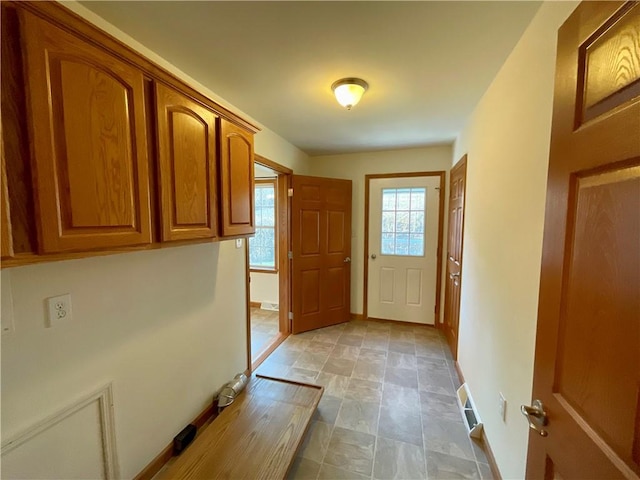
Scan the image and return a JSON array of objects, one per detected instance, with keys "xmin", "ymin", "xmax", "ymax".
[
  {"xmin": 254, "ymin": 130, "xmax": 310, "ymax": 175},
  {"xmin": 250, "ymin": 272, "xmax": 279, "ymax": 305},
  {"xmin": 309, "ymin": 145, "xmax": 453, "ymax": 319},
  {"xmin": 452, "ymin": 2, "xmax": 578, "ymax": 478},
  {"xmin": 0, "ymin": 2, "xmax": 309, "ymax": 478},
  {"xmin": 1, "ymin": 244, "xmax": 246, "ymax": 478}
]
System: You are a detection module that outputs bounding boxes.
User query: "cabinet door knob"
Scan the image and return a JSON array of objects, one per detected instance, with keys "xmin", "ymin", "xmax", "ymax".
[{"xmin": 344, "ymin": 257, "xmax": 351, "ymax": 263}]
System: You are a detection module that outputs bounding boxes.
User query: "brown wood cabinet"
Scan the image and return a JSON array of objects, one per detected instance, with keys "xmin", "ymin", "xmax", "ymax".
[
  {"xmin": 21, "ymin": 9, "xmax": 152, "ymax": 253},
  {"xmin": 155, "ymin": 84, "xmax": 219, "ymax": 241},
  {"xmin": 0, "ymin": 1, "xmax": 259, "ymax": 267},
  {"xmin": 1, "ymin": 138, "xmax": 13, "ymax": 259},
  {"xmin": 219, "ymin": 120, "xmax": 255, "ymax": 237}
]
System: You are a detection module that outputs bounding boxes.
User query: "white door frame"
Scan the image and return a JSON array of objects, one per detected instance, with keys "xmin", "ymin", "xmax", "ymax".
[{"xmin": 363, "ymin": 171, "xmax": 445, "ymax": 324}]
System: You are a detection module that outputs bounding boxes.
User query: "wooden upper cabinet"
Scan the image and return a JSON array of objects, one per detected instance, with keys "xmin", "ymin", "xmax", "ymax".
[
  {"xmin": 155, "ymin": 84, "xmax": 219, "ymax": 241},
  {"xmin": 1, "ymin": 136, "xmax": 13, "ymax": 259},
  {"xmin": 219, "ymin": 119, "xmax": 255, "ymax": 237},
  {"xmin": 20, "ymin": 11, "xmax": 152, "ymax": 253}
]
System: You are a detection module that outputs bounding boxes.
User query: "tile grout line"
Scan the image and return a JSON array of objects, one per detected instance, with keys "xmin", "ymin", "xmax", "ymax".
[
  {"xmin": 282, "ymin": 326, "xmax": 342, "ymax": 480},
  {"xmin": 315, "ymin": 325, "xmax": 348, "ymax": 480},
  {"xmin": 368, "ymin": 328, "xmax": 388, "ymax": 480},
  {"xmin": 415, "ymin": 330, "xmax": 431, "ymax": 480},
  {"xmin": 354, "ymin": 324, "xmax": 384, "ymax": 480}
]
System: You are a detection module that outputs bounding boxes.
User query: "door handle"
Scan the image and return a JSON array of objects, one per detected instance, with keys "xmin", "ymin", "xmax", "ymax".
[
  {"xmin": 521, "ymin": 400, "xmax": 548, "ymax": 437},
  {"xmin": 344, "ymin": 257, "xmax": 351, "ymax": 263},
  {"xmin": 371, "ymin": 254, "xmax": 377, "ymax": 260}
]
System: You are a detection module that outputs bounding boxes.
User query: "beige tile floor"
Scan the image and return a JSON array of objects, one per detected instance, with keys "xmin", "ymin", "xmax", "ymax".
[
  {"xmin": 254, "ymin": 319, "xmax": 493, "ymax": 480},
  {"xmin": 250, "ymin": 307, "xmax": 280, "ymax": 362}
]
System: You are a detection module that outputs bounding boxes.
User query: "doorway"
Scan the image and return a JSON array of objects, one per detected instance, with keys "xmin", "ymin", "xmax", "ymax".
[
  {"xmin": 443, "ymin": 155, "xmax": 467, "ymax": 359},
  {"xmin": 247, "ymin": 155, "xmax": 292, "ymax": 369},
  {"xmin": 364, "ymin": 172, "xmax": 445, "ymax": 324}
]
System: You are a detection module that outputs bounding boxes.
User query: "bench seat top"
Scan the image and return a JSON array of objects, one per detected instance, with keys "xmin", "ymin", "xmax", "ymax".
[{"xmin": 159, "ymin": 374, "xmax": 323, "ymax": 480}]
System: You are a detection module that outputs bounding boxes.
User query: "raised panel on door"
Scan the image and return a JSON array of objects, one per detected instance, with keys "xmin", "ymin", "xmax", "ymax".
[
  {"xmin": 294, "ymin": 185, "xmax": 323, "ymax": 332},
  {"xmin": 379, "ymin": 267, "xmax": 395, "ymax": 303},
  {"xmin": 155, "ymin": 84, "xmax": 218, "ymax": 241},
  {"xmin": 528, "ymin": 2, "xmax": 640, "ymax": 478},
  {"xmin": 405, "ymin": 269, "xmax": 422, "ymax": 306},
  {"xmin": 219, "ymin": 119, "xmax": 255, "ymax": 237},
  {"xmin": 557, "ymin": 167, "xmax": 639, "ymax": 467},
  {"xmin": 20, "ymin": 11, "xmax": 152, "ymax": 253}
]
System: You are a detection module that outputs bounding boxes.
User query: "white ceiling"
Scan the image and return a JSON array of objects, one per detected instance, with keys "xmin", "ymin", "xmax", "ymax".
[{"xmin": 80, "ymin": 1, "xmax": 541, "ymax": 156}]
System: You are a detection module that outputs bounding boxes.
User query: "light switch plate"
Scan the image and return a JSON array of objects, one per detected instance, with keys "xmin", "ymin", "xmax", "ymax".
[
  {"xmin": 235, "ymin": 238, "xmax": 243, "ymax": 248},
  {"xmin": 499, "ymin": 392, "xmax": 507, "ymax": 422}
]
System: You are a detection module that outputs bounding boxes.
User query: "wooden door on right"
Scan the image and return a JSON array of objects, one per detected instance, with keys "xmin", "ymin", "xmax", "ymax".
[
  {"xmin": 526, "ymin": 2, "xmax": 640, "ymax": 478},
  {"xmin": 443, "ymin": 156, "xmax": 466, "ymax": 359}
]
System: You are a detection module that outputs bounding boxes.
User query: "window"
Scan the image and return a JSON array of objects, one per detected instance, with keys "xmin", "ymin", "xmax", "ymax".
[
  {"xmin": 249, "ymin": 180, "xmax": 277, "ymax": 271},
  {"xmin": 380, "ymin": 187, "xmax": 426, "ymax": 256}
]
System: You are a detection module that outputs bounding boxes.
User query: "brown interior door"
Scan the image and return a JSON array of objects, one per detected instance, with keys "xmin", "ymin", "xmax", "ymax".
[
  {"xmin": 291, "ymin": 175, "xmax": 352, "ymax": 334},
  {"xmin": 526, "ymin": 2, "xmax": 640, "ymax": 478},
  {"xmin": 443, "ymin": 156, "xmax": 466, "ymax": 359}
]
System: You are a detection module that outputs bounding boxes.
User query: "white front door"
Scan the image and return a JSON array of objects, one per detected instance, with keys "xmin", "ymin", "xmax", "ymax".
[{"xmin": 367, "ymin": 176, "xmax": 440, "ymax": 324}]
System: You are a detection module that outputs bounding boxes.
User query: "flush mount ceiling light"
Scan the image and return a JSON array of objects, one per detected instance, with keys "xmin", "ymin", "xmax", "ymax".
[{"xmin": 331, "ymin": 78, "xmax": 369, "ymax": 110}]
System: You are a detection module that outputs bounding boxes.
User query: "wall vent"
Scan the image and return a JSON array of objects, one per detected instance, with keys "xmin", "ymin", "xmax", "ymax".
[{"xmin": 457, "ymin": 383, "xmax": 483, "ymax": 438}]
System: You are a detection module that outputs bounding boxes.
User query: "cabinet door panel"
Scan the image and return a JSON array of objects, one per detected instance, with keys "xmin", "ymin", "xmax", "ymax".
[
  {"xmin": 219, "ymin": 120, "xmax": 255, "ymax": 236},
  {"xmin": 1, "ymin": 135, "xmax": 13, "ymax": 259},
  {"xmin": 155, "ymin": 84, "xmax": 218, "ymax": 241},
  {"xmin": 58, "ymin": 60, "xmax": 136, "ymax": 228},
  {"xmin": 21, "ymin": 11, "xmax": 152, "ymax": 252}
]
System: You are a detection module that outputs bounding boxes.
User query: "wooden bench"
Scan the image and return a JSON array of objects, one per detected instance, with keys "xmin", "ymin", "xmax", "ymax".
[{"xmin": 159, "ymin": 375, "xmax": 323, "ymax": 480}]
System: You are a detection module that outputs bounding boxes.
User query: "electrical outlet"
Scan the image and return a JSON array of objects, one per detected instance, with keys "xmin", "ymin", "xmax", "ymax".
[
  {"xmin": 499, "ymin": 392, "xmax": 507, "ymax": 422},
  {"xmin": 46, "ymin": 294, "xmax": 72, "ymax": 326},
  {"xmin": 235, "ymin": 238, "xmax": 243, "ymax": 248}
]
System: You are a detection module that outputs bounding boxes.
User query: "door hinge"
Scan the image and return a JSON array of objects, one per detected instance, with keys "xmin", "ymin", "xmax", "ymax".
[
  {"xmin": 288, "ymin": 311, "xmax": 293, "ymax": 320},
  {"xmin": 288, "ymin": 251, "xmax": 293, "ymax": 260},
  {"xmin": 288, "ymin": 188, "xmax": 294, "ymax": 197}
]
